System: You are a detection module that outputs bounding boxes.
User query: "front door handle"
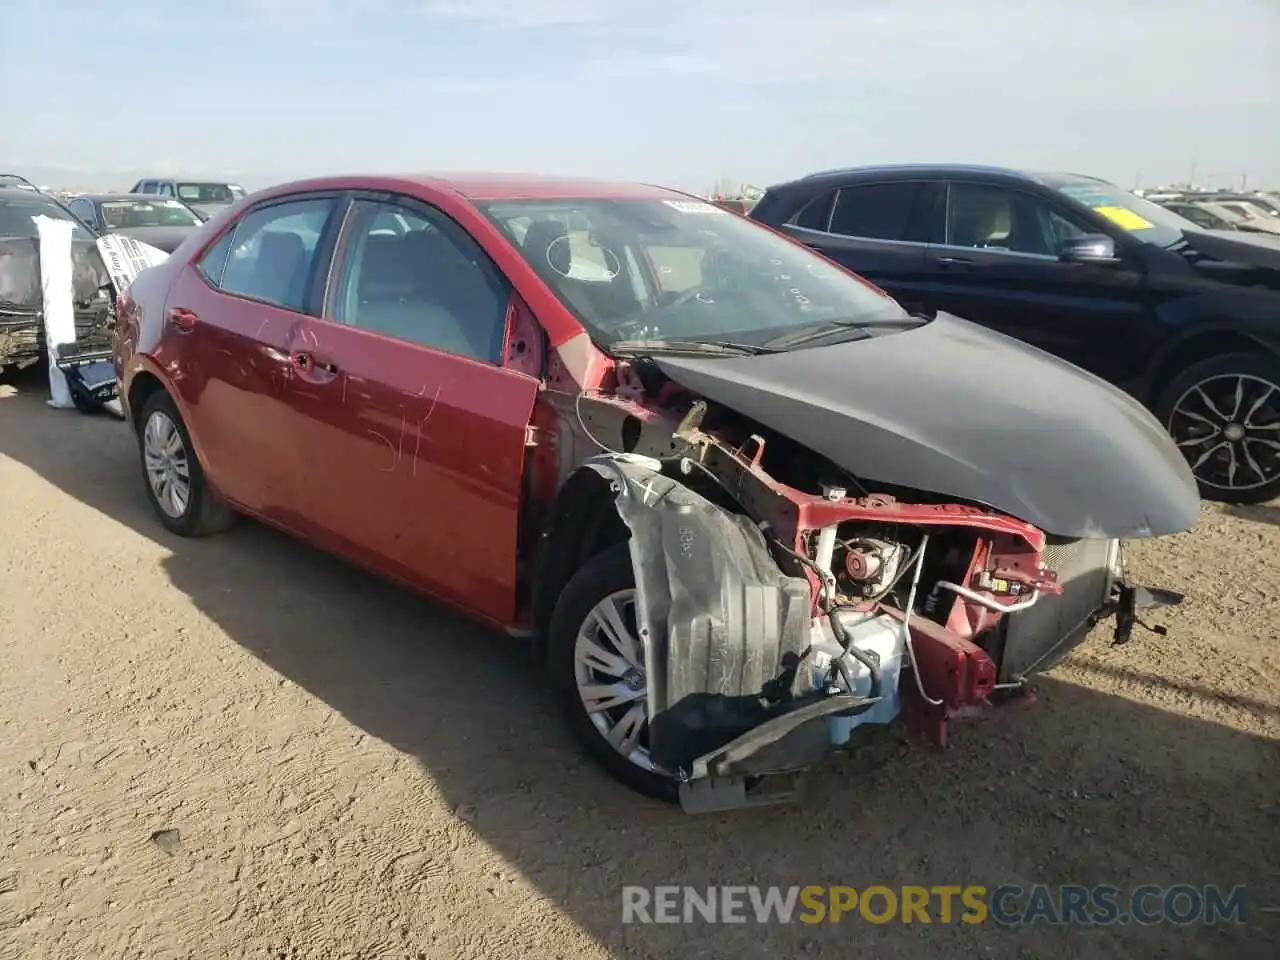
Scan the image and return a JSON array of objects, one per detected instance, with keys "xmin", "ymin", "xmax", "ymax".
[
  {"xmin": 936, "ymin": 256, "xmax": 975, "ymax": 267},
  {"xmin": 290, "ymin": 351, "xmax": 338, "ymax": 375}
]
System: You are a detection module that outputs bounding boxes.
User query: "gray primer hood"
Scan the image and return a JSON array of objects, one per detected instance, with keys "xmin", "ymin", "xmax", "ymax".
[{"xmin": 654, "ymin": 313, "xmax": 1201, "ymax": 539}]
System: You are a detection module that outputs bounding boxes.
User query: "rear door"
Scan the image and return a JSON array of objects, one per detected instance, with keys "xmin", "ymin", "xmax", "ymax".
[
  {"xmin": 774, "ymin": 180, "xmax": 943, "ymax": 313},
  {"xmin": 283, "ymin": 193, "xmax": 540, "ymax": 624},
  {"xmin": 922, "ymin": 180, "xmax": 1147, "ymax": 382},
  {"xmin": 160, "ymin": 192, "xmax": 344, "ymax": 522}
]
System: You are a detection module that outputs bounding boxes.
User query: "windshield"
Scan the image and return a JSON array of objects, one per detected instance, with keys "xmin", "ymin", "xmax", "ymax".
[
  {"xmin": 476, "ymin": 197, "xmax": 908, "ymax": 350},
  {"xmin": 101, "ymin": 198, "xmax": 201, "ymax": 229},
  {"xmin": 0, "ymin": 194, "xmax": 94, "ymax": 240},
  {"xmin": 1048, "ymin": 177, "xmax": 1198, "ymax": 247},
  {"xmin": 176, "ymin": 182, "xmax": 240, "ymax": 204}
]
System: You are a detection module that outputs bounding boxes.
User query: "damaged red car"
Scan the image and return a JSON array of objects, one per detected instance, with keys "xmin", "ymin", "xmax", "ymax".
[{"xmin": 111, "ymin": 174, "xmax": 1201, "ymax": 812}]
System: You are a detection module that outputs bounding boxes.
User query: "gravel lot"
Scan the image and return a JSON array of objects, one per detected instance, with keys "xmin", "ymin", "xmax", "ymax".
[{"xmin": 1, "ymin": 367, "xmax": 1276, "ymax": 959}]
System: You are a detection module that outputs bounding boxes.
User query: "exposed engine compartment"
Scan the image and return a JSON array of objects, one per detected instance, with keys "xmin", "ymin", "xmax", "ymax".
[{"xmin": 538, "ymin": 344, "xmax": 1184, "ymax": 812}]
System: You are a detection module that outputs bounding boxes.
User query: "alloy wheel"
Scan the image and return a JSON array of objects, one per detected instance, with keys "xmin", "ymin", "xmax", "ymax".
[
  {"xmin": 1169, "ymin": 373, "xmax": 1280, "ymax": 493},
  {"xmin": 572, "ymin": 589, "xmax": 658, "ymax": 772},
  {"xmin": 143, "ymin": 409, "xmax": 192, "ymax": 518}
]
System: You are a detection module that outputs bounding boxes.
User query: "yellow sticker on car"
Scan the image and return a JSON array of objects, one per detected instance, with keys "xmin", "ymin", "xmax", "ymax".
[{"xmin": 1093, "ymin": 206, "xmax": 1153, "ymax": 231}]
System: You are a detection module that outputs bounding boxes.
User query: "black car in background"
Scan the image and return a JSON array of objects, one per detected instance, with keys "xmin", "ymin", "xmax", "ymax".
[
  {"xmin": 750, "ymin": 165, "xmax": 1280, "ymax": 504},
  {"xmin": 65, "ymin": 193, "xmax": 203, "ymax": 253}
]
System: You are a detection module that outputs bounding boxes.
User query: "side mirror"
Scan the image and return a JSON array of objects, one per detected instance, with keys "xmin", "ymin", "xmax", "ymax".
[{"xmin": 1059, "ymin": 234, "xmax": 1120, "ymax": 265}]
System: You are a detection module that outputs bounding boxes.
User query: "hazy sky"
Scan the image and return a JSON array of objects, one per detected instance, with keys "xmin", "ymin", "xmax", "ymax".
[{"xmin": 2, "ymin": 0, "xmax": 1276, "ymax": 191}]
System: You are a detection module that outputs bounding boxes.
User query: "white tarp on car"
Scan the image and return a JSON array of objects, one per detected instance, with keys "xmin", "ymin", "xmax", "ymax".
[{"xmin": 32, "ymin": 215, "xmax": 76, "ymax": 408}]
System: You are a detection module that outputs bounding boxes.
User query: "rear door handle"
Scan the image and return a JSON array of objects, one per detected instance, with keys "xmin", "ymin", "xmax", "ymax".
[
  {"xmin": 290, "ymin": 351, "xmax": 338, "ymax": 375},
  {"xmin": 166, "ymin": 307, "xmax": 198, "ymax": 332}
]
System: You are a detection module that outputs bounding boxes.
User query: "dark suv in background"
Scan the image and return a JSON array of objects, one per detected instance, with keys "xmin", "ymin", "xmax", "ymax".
[{"xmin": 750, "ymin": 164, "xmax": 1280, "ymax": 504}]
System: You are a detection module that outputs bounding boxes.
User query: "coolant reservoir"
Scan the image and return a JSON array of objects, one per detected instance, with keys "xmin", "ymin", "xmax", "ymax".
[{"xmin": 809, "ymin": 611, "xmax": 907, "ymax": 745}]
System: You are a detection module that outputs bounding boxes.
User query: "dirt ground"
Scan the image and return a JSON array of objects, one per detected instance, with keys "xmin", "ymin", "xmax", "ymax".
[{"xmin": 0, "ymin": 366, "xmax": 1276, "ymax": 960}]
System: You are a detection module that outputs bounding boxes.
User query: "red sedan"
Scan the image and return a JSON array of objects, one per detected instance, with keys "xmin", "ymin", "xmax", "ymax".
[{"xmin": 112, "ymin": 173, "xmax": 1197, "ymax": 812}]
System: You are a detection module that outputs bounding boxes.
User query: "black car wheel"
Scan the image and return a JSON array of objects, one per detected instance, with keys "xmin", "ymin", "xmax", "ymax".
[
  {"xmin": 547, "ymin": 543, "xmax": 679, "ymax": 804},
  {"xmin": 1155, "ymin": 353, "xmax": 1280, "ymax": 504},
  {"xmin": 137, "ymin": 390, "xmax": 237, "ymax": 536}
]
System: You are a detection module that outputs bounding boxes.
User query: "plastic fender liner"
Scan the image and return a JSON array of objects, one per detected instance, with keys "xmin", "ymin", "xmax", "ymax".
[{"xmin": 582, "ymin": 455, "xmax": 818, "ymax": 775}]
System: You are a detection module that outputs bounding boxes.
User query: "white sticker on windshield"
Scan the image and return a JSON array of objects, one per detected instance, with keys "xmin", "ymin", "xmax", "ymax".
[{"xmin": 662, "ymin": 200, "xmax": 727, "ymax": 215}]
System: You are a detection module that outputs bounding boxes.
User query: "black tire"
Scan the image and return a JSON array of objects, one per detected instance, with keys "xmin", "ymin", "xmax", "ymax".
[
  {"xmin": 547, "ymin": 543, "xmax": 679, "ymax": 804},
  {"xmin": 1154, "ymin": 352, "xmax": 1280, "ymax": 504},
  {"xmin": 136, "ymin": 390, "xmax": 237, "ymax": 537}
]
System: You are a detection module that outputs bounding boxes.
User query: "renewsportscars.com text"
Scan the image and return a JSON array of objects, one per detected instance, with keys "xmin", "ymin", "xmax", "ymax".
[{"xmin": 621, "ymin": 884, "xmax": 1251, "ymax": 926}]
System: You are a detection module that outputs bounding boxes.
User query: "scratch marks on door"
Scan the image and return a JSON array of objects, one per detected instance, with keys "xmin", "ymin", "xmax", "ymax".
[
  {"xmin": 367, "ymin": 429, "xmax": 398, "ymax": 472},
  {"xmin": 367, "ymin": 384, "xmax": 445, "ymax": 478}
]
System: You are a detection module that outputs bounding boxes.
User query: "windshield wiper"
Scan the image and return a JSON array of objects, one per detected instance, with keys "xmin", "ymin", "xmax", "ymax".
[
  {"xmin": 608, "ymin": 338, "xmax": 778, "ymax": 358},
  {"xmin": 759, "ymin": 314, "xmax": 925, "ymax": 350}
]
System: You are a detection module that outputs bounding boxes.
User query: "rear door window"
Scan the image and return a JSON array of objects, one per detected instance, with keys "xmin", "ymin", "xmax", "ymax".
[
  {"xmin": 215, "ymin": 197, "xmax": 337, "ymax": 311},
  {"xmin": 828, "ymin": 182, "xmax": 939, "ymax": 242}
]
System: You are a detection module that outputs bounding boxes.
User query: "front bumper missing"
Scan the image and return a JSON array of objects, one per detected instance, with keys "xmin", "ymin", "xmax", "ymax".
[{"xmin": 584, "ymin": 457, "xmax": 1187, "ymax": 811}]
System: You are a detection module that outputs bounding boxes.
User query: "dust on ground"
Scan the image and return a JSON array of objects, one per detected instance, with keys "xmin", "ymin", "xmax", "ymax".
[{"xmin": 0, "ymin": 368, "xmax": 1276, "ymax": 959}]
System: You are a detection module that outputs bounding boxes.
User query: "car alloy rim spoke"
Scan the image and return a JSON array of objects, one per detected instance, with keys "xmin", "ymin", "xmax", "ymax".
[
  {"xmin": 573, "ymin": 588, "xmax": 656, "ymax": 772},
  {"xmin": 592, "ymin": 594, "xmax": 644, "ymax": 670},
  {"xmin": 576, "ymin": 634, "xmax": 632, "ymax": 678},
  {"xmin": 579, "ymin": 682, "xmax": 646, "ymax": 714},
  {"xmin": 606, "ymin": 703, "xmax": 647, "ymax": 756},
  {"xmin": 1171, "ymin": 373, "xmax": 1280, "ymax": 490},
  {"xmin": 1193, "ymin": 385, "xmax": 1231, "ymax": 422}
]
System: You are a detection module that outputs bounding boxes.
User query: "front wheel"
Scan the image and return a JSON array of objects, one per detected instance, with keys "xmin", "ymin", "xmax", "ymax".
[
  {"xmin": 1155, "ymin": 352, "xmax": 1280, "ymax": 504},
  {"xmin": 547, "ymin": 543, "xmax": 679, "ymax": 804},
  {"xmin": 136, "ymin": 390, "xmax": 237, "ymax": 537}
]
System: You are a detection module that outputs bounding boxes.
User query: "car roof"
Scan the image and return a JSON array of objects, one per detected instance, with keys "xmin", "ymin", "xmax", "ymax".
[
  {"xmin": 0, "ymin": 185, "xmax": 53, "ymax": 200},
  {"xmin": 252, "ymin": 173, "xmax": 691, "ymax": 202},
  {"xmin": 769, "ymin": 163, "xmax": 1114, "ymax": 190},
  {"xmin": 80, "ymin": 192, "xmax": 180, "ymax": 203}
]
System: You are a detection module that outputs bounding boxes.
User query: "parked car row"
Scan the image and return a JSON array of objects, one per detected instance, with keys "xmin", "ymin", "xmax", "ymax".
[
  {"xmin": 1143, "ymin": 189, "xmax": 1280, "ymax": 235},
  {"xmin": 108, "ymin": 168, "xmax": 1201, "ymax": 812}
]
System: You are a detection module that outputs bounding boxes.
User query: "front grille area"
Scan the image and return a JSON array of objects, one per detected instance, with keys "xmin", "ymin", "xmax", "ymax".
[
  {"xmin": 997, "ymin": 537, "xmax": 1117, "ymax": 682},
  {"xmin": 0, "ymin": 306, "xmax": 112, "ymax": 366}
]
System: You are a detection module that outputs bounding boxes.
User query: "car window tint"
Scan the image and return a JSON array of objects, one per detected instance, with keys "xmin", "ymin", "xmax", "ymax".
[
  {"xmin": 331, "ymin": 199, "xmax": 511, "ymax": 364},
  {"xmin": 946, "ymin": 183, "xmax": 1074, "ymax": 256},
  {"xmin": 791, "ymin": 190, "xmax": 836, "ymax": 231},
  {"xmin": 217, "ymin": 198, "xmax": 334, "ymax": 311},
  {"xmin": 828, "ymin": 182, "xmax": 922, "ymax": 241},
  {"xmin": 196, "ymin": 229, "xmax": 235, "ymax": 286}
]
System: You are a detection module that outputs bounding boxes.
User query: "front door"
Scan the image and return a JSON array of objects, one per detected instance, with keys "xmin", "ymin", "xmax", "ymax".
[
  {"xmin": 282, "ymin": 194, "xmax": 540, "ymax": 625},
  {"xmin": 922, "ymin": 181, "xmax": 1146, "ymax": 383}
]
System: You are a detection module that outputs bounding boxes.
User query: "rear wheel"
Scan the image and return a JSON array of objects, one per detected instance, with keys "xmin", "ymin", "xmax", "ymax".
[
  {"xmin": 547, "ymin": 544, "xmax": 679, "ymax": 804},
  {"xmin": 1155, "ymin": 353, "xmax": 1280, "ymax": 504},
  {"xmin": 137, "ymin": 390, "xmax": 236, "ymax": 536}
]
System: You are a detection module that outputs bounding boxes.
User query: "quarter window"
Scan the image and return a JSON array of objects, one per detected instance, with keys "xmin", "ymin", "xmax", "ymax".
[
  {"xmin": 215, "ymin": 197, "xmax": 335, "ymax": 311},
  {"xmin": 195, "ymin": 229, "xmax": 235, "ymax": 286},
  {"xmin": 329, "ymin": 199, "xmax": 511, "ymax": 364}
]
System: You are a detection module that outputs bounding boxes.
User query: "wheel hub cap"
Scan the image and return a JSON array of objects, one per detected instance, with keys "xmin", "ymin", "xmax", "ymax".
[
  {"xmin": 573, "ymin": 589, "xmax": 657, "ymax": 773},
  {"xmin": 143, "ymin": 411, "xmax": 192, "ymax": 518},
  {"xmin": 1169, "ymin": 373, "xmax": 1280, "ymax": 492}
]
